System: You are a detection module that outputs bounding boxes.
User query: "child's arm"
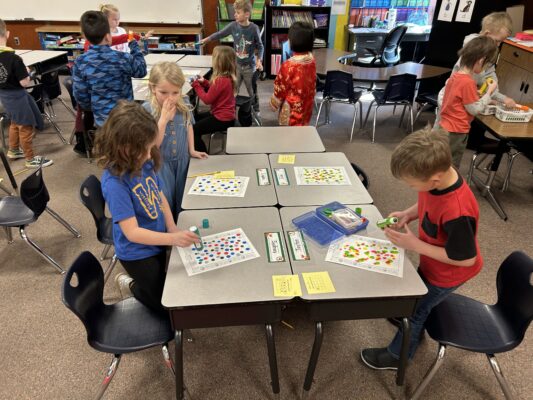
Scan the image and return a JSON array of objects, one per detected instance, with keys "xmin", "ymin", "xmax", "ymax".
[
  {"xmin": 254, "ymin": 25, "xmax": 264, "ymax": 71},
  {"xmin": 187, "ymin": 122, "xmax": 208, "ymax": 159},
  {"xmin": 191, "ymin": 78, "xmax": 221, "ymax": 105},
  {"xmin": 270, "ymin": 64, "xmax": 289, "ymax": 111},
  {"xmin": 72, "ymin": 62, "xmax": 91, "ymax": 111},
  {"xmin": 201, "ymin": 22, "xmax": 234, "ymax": 44},
  {"xmin": 464, "ymin": 79, "xmax": 497, "ymax": 116},
  {"xmin": 155, "ymin": 98, "xmax": 177, "ymax": 146},
  {"xmin": 388, "ymin": 203, "xmax": 419, "ymax": 228},
  {"xmin": 119, "ymin": 216, "xmax": 198, "ymax": 247},
  {"xmin": 126, "ymin": 40, "xmax": 148, "ymax": 78}
]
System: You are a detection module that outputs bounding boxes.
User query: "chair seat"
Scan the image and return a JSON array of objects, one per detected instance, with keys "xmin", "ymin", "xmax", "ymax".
[
  {"xmin": 426, "ymin": 293, "xmax": 522, "ymax": 354},
  {"xmin": 97, "ymin": 218, "xmax": 114, "ymax": 245},
  {"xmin": 88, "ymin": 297, "xmax": 174, "ymax": 354},
  {"xmin": 416, "ymin": 93, "xmax": 438, "ymax": 106},
  {"xmin": 476, "ymin": 138, "xmax": 504, "ymax": 154},
  {"xmin": 235, "ymin": 95, "xmax": 251, "ymax": 107},
  {"xmin": 0, "ymin": 196, "xmax": 36, "ymax": 226}
]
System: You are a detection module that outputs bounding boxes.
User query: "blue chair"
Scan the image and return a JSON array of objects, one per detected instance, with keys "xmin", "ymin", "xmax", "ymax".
[
  {"xmin": 315, "ymin": 70, "xmax": 363, "ymax": 142},
  {"xmin": 62, "ymin": 251, "xmax": 176, "ymax": 399},
  {"xmin": 363, "ymin": 73, "xmax": 417, "ymax": 143},
  {"xmin": 411, "ymin": 251, "xmax": 533, "ymax": 400}
]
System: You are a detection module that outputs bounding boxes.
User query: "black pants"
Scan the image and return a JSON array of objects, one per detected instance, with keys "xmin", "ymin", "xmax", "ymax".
[
  {"xmin": 193, "ymin": 111, "xmax": 235, "ymax": 153},
  {"xmin": 119, "ymin": 250, "xmax": 167, "ymax": 314}
]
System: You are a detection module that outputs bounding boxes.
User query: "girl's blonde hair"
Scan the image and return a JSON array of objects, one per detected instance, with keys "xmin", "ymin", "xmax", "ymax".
[
  {"xmin": 148, "ymin": 61, "xmax": 193, "ymax": 124},
  {"xmin": 211, "ymin": 46, "xmax": 237, "ymax": 95},
  {"xmin": 481, "ymin": 12, "xmax": 512, "ymax": 36},
  {"xmin": 99, "ymin": 3, "xmax": 119, "ymax": 16}
]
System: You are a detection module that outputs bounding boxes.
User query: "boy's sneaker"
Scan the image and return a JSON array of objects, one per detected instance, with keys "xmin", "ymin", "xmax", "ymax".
[
  {"xmin": 25, "ymin": 156, "xmax": 53, "ymax": 168},
  {"xmin": 115, "ymin": 273, "xmax": 133, "ymax": 299},
  {"xmin": 360, "ymin": 348, "xmax": 399, "ymax": 371},
  {"xmin": 7, "ymin": 149, "xmax": 24, "ymax": 159}
]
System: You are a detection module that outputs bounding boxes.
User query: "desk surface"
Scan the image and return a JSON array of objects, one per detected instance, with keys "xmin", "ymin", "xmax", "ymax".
[
  {"xmin": 178, "ymin": 55, "xmax": 213, "ymax": 68},
  {"xmin": 181, "ymin": 154, "xmax": 277, "ymax": 209},
  {"xmin": 226, "ymin": 126, "xmax": 325, "ymax": 154},
  {"xmin": 144, "ymin": 53, "xmax": 186, "ymax": 65},
  {"xmin": 476, "ymin": 105, "xmax": 533, "ymax": 139},
  {"xmin": 19, "ymin": 50, "xmax": 68, "ymax": 66},
  {"xmin": 162, "ymin": 207, "xmax": 293, "ymax": 308},
  {"xmin": 280, "ymin": 205, "xmax": 427, "ymax": 301},
  {"xmin": 269, "ymin": 152, "xmax": 373, "ymax": 206},
  {"xmin": 14, "ymin": 49, "xmax": 32, "ymax": 56},
  {"xmin": 314, "ymin": 48, "xmax": 450, "ymax": 82}
]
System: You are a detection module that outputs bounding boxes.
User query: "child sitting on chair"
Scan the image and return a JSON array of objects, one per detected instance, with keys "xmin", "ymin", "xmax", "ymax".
[{"xmin": 270, "ymin": 21, "xmax": 316, "ymax": 126}]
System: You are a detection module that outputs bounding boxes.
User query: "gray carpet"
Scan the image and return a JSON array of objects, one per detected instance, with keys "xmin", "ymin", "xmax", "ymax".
[{"xmin": 0, "ymin": 78, "xmax": 531, "ymax": 400}]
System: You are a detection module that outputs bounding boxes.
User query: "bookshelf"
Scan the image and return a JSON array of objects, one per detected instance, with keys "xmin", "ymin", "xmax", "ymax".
[
  {"xmin": 265, "ymin": 5, "xmax": 331, "ymax": 78},
  {"xmin": 349, "ymin": 0, "xmax": 432, "ymax": 27}
]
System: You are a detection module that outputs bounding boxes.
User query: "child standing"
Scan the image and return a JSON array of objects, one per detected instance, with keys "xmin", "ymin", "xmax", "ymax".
[
  {"xmin": 0, "ymin": 19, "xmax": 52, "ymax": 168},
  {"xmin": 73, "ymin": 10, "xmax": 147, "ymax": 127},
  {"xmin": 200, "ymin": 0, "xmax": 263, "ymax": 111},
  {"xmin": 270, "ymin": 22, "xmax": 316, "ymax": 126},
  {"xmin": 191, "ymin": 46, "xmax": 236, "ymax": 153},
  {"xmin": 145, "ymin": 61, "xmax": 208, "ymax": 218},
  {"xmin": 361, "ymin": 128, "xmax": 483, "ymax": 370},
  {"xmin": 95, "ymin": 101, "xmax": 199, "ymax": 314},
  {"xmin": 436, "ymin": 36, "xmax": 498, "ymax": 168},
  {"xmin": 99, "ymin": 4, "xmax": 128, "ymax": 52}
]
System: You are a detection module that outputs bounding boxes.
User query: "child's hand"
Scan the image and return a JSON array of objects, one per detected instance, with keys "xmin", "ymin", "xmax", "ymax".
[
  {"xmin": 388, "ymin": 211, "xmax": 411, "ymax": 229},
  {"xmin": 487, "ymin": 79, "xmax": 498, "ymax": 95},
  {"xmin": 384, "ymin": 224, "xmax": 419, "ymax": 251},
  {"xmin": 199, "ymin": 38, "xmax": 208, "ymax": 45},
  {"xmin": 503, "ymin": 96, "xmax": 516, "ymax": 108},
  {"xmin": 171, "ymin": 230, "xmax": 200, "ymax": 247},
  {"xmin": 160, "ymin": 98, "xmax": 177, "ymax": 124},
  {"xmin": 256, "ymin": 59, "xmax": 263, "ymax": 71},
  {"xmin": 144, "ymin": 30, "xmax": 154, "ymax": 39},
  {"xmin": 197, "ymin": 76, "xmax": 205, "ymax": 83},
  {"xmin": 190, "ymin": 150, "xmax": 208, "ymax": 159}
]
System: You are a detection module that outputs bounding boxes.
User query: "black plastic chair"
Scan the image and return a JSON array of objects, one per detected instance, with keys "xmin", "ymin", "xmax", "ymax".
[
  {"xmin": 315, "ymin": 70, "xmax": 363, "ymax": 142},
  {"xmin": 363, "ymin": 73, "xmax": 417, "ymax": 143},
  {"xmin": 0, "ymin": 165, "xmax": 80, "ymax": 273},
  {"xmin": 340, "ymin": 25, "xmax": 408, "ymax": 67},
  {"xmin": 79, "ymin": 175, "xmax": 117, "ymax": 283},
  {"xmin": 0, "ymin": 99, "xmax": 8, "ymax": 149},
  {"xmin": 411, "ymin": 251, "xmax": 533, "ymax": 400},
  {"xmin": 62, "ymin": 251, "xmax": 175, "ymax": 399},
  {"xmin": 40, "ymin": 70, "xmax": 76, "ymax": 118},
  {"xmin": 351, "ymin": 162, "xmax": 369, "ymax": 189},
  {"xmin": 27, "ymin": 82, "xmax": 67, "ymax": 144}
]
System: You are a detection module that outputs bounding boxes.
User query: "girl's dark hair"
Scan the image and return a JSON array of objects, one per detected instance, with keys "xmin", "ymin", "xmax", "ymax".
[
  {"xmin": 458, "ymin": 36, "xmax": 498, "ymax": 70},
  {"xmin": 289, "ymin": 21, "xmax": 314, "ymax": 53},
  {"xmin": 94, "ymin": 101, "xmax": 161, "ymax": 176}
]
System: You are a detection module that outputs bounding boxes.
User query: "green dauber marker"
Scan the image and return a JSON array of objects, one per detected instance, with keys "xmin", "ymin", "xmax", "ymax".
[
  {"xmin": 376, "ymin": 217, "xmax": 399, "ymax": 229},
  {"xmin": 189, "ymin": 226, "xmax": 203, "ymax": 250}
]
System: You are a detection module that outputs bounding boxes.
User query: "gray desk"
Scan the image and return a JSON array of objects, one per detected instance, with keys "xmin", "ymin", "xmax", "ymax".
[
  {"xmin": 163, "ymin": 207, "xmax": 292, "ymax": 399},
  {"xmin": 14, "ymin": 49, "xmax": 32, "ymax": 55},
  {"xmin": 19, "ymin": 50, "xmax": 68, "ymax": 74},
  {"xmin": 178, "ymin": 54, "xmax": 213, "ymax": 68},
  {"xmin": 279, "ymin": 205, "xmax": 427, "ymax": 394},
  {"xmin": 144, "ymin": 53, "xmax": 184, "ymax": 65},
  {"xmin": 269, "ymin": 152, "xmax": 373, "ymax": 206},
  {"xmin": 182, "ymin": 154, "xmax": 277, "ymax": 209},
  {"xmin": 226, "ymin": 126, "xmax": 325, "ymax": 154}
]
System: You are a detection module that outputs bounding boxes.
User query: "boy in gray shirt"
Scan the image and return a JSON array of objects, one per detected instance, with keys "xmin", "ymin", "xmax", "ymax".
[{"xmin": 201, "ymin": 0, "xmax": 263, "ymax": 111}]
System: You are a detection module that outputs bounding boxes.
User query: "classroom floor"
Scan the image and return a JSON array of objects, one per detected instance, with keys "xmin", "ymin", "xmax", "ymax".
[{"xmin": 0, "ymin": 78, "xmax": 532, "ymax": 400}]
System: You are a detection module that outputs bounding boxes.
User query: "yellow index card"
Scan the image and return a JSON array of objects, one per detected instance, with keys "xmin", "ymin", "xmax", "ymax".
[
  {"xmin": 272, "ymin": 275, "xmax": 302, "ymax": 297},
  {"xmin": 277, "ymin": 154, "xmax": 296, "ymax": 164},
  {"xmin": 214, "ymin": 170, "xmax": 235, "ymax": 179},
  {"xmin": 302, "ymin": 271, "xmax": 336, "ymax": 294}
]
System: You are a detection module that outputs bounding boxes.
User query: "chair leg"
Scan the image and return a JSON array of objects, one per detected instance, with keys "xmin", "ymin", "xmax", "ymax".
[
  {"xmin": 315, "ymin": 100, "xmax": 325, "ymax": 127},
  {"xmin": 104, "ymin": 255, "xmax": 118, "ymax": 284},
  {"xmin": 350, "ymin": 103, "xmax": 358, "ymax": 142},
  {"xmin": 68, "ymin": 128, "xmax": 76, "ymax": 145},
  {"xmin": 399, "ymin": 104, "xmax": 407, "ymax": 127},
  {"xmin": 487, "ymin": 354, "xmax": 515, "ymax": 400},
  {"xmin": 0, "ymin": 178, "xmax": 12, "ymax": 195},
  {"xmin": 95, "ymin": 355, "xmax": 121, "ymax": 400},
  {"xmin": 372, "ymin": 105, "xmax": 379, "ymax": 143},
  {"xmin": 58, "ymin": 98, "xmax": 76, "ymax": 117},
  {"xmin": 45, "ymin": 207, "xmax": 81, "ymax": 238},
  {"xmin": 467, "ymin": 153, "xmax": 478, "ymax": 186},
  {"xmin": 0, "ymin": 115, "xmax": 6, "ymax": 149},
  {"xmin": 43, "ymin": 112, "xmax": 67, "ymax": 144},
  {"xmin": 358, "ymin": 101, "xmax": 364, "ymax": 128},
  {"xmin": 100, "ymin": 244, "xmax": 112, "ymax": 260},
  {"xmin": 409, "ymin": 104, "xmax": 414, "ymax": 133},
  {"xmin": 363, "ymin": 100, "xmax": 375, "ymax": 128},
  {"xmin": 19, "ymin": 226, "xmax": 65, "ymax": 274},
  {"xmin": 501, "ymin": 151, "xmax": 521, "ymax": 192},
  {"xmin": 410, "ymin": 344, "xmax": 447, "ymax": 400},
  {"xmin": 162, "ymin": 343, "xmax": 175, "ymax": 375},
  {"xmin": 3, "ymin": 226, "xmax": 13, "ymax": 243}
]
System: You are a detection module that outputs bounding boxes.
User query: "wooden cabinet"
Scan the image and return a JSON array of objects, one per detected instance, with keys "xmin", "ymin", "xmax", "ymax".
[{"xmin": 496, "ymin": 41, "xmax": 533, "ymax": 104}]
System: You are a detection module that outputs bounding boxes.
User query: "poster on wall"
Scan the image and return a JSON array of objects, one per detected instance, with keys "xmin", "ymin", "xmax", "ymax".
[
  {"xmin": 455, "ymin": 0, "xmax": 476, "ymax": 23},
  {"xmin": 437, "ymin": 0, "xmax": 458, "ymax": 22},
  {"xmin": 332, "ymin": 0, "xmax": 348, "ymax": 15}
]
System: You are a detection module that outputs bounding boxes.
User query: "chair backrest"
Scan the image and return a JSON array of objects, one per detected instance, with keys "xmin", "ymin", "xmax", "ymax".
[
  {"xmin": 27, "ymin": 83, "xmax": 45, "ymax": 113},
  {"xmin": 62, "ymin": 251, "xmax": 105, "ymax": 332},
  {"xmin": 235, "ymin": 95, "xmax": 253, "ymax": 127},
  {"xmin": 20, "ymin": 166, "xmax": 49, "ymax": 218},
  {"xmin": 63, "ymin": 76, "xmax": 77, "ymax": 109},
  {"xmin": 495, "ymin": 251, "xmax": 533, "ymax": 336},
  {"xmin": 79, "ymin": 175, "xmax": 107, "ymax": 236},
  {"xmin": 281, "ymin": 40, "xmax": 293, "ymax": 63},
  {"xmin": 380, "ymin": 25, "xmax": 408, "ymax": 66},
  {"xmin": 40, "ymin": 70, "xmax": 62, "ymax": 100},
  {"xmin": 324, "ymin": 70, "xmax": 357, "ymax": 103},
  {"xmin": 382, "ymin": 73, "xmax": 417, "ymax": 103}
]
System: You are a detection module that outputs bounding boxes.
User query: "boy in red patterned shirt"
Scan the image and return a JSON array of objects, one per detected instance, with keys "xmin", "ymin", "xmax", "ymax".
[{"xmin": 270, "ymin": 22, "xmax": 316, "ymax": 126}]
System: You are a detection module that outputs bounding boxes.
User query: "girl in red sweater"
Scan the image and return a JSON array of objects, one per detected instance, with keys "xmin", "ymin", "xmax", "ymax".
[{"xmin": 192, "ymin": 46, "xmax": 237, "ymax": 153}]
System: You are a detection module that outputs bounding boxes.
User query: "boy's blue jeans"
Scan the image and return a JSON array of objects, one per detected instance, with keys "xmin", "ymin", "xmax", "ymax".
[{"xmin": 388, "ymin": 273, "xmax": 460, "ymax": 360}]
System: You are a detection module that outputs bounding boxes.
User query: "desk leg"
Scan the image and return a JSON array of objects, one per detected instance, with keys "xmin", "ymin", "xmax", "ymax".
[
  {"xmin": 175, "ymin": 329, "xmax": 184, "ymax": 400},
  {"xmin": 302, "ymin": 322, "xmax": 323, "ymax": 398},
  {"xmin": 396, "ymin": 317, "xmax": 410, "ymax": 386},
  {"xmin": 265, "ymin": 324, "xmax": 280, "ymax": 398}
]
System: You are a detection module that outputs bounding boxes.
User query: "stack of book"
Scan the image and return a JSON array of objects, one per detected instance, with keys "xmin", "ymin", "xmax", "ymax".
[
  {"xmin": 313, "ymin": 38, "xmax": 327, "ymax": 48},
  {"xmin": 270, "ymin": 53, "xmax": 282, "ymax": 75},
  {"xmin": 272, "ymin": 10, "xmax": 314, "ymax": 28}
]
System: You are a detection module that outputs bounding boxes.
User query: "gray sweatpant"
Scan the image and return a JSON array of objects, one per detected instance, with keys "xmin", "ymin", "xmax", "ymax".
[{"xmin": 236, "ymin": 63, "xmax": 255, "ymax": 98}]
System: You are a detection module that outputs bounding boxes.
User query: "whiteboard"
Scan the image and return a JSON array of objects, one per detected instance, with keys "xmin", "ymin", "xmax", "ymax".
[{"xmin": 3, "ymin": 0, "xmax": 203, "ymax": 24}]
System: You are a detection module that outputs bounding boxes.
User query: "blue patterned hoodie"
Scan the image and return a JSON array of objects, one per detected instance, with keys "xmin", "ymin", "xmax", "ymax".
[{"xmin": 72, "ymin": 40, "xmax": 147, "ymax": 126}]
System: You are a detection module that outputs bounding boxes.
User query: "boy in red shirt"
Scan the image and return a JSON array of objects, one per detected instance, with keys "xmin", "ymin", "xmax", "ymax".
[
  {"xmin": 437, "ymin": 36, "xmax": 498, "ymax": 168},
  {"xmin": 361, "ymin": 128, "xmax": 482, "ymax": 370},
  {"xmin": 270, "ymin": 21, "xmax": 316, "ymax": 126}
]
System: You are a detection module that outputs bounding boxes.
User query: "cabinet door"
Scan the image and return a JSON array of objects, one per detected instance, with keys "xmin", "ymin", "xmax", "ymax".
[
  {"xmin": 496, "ymin": 59, "xmax": 529, "ymax": 102},
  {"xmin": 520, "ymin": 71, "xmax": 533, "ymax": 105}
]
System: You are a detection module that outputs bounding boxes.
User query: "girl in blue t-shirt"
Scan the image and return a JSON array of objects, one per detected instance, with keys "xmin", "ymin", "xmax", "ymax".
[
  {"xmin": 95, "ymin": 101, "xmax": 199, "ymax": 313},
  {"xmin": 145, "ymin": 62, "xmax": 208, "ymax": 218}
]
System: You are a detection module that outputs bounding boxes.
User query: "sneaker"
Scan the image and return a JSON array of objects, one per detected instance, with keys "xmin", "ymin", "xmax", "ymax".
[
  {"xmin": 115, "ymin": 272, "xmax": 133, "ymax": 299},
  {"xmin": 360, "ymin": 348, "xmax": 399, "ymax": 371},
  {"xmin": 7, "ymin": 149, "xmax": 24, "ymax": 159},
  {"xmin": 25, "ymin": 156, "xmax": 53, "ymax": 168}
]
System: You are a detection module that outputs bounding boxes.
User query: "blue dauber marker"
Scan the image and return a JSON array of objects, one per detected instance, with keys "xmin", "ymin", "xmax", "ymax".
[{"xmin": 189, "ymin": 226, "xmax": 203, "ymax": 250}]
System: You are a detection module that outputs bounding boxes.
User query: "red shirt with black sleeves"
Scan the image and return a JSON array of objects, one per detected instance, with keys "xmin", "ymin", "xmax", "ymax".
[
  {"xmin": 440, "ymin": 73, "xmax": 479, "ymax": 133},
  {"xmin": 191, "ymin": 76, "xmax": 235, "ymax": 122},
  {"xmin": 418, "ymin": 174, "xmax": 483, "ymax": 288}
]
